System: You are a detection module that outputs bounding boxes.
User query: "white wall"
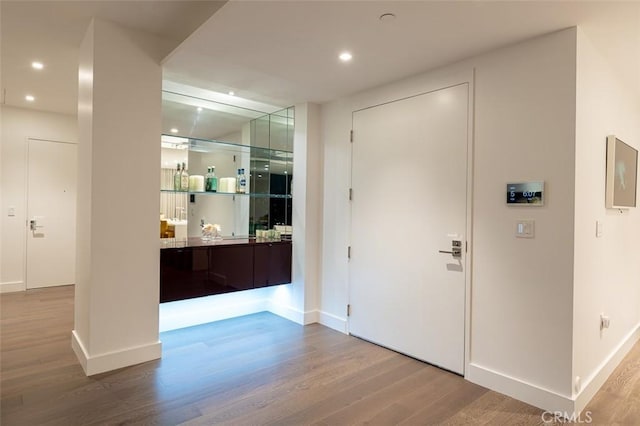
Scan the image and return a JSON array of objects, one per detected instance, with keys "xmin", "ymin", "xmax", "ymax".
[
  {"xmin": 320, "ymin": 28, "xmax": 578, "ymax": 410},
  {"xmin": 468, "ymin": 29, "xmax": 577, "ymax": 403},
  {"xmin": 0, "ymin": 106, "xmax": 77, "ymax": 292},
  {"xmin": 572, "ymin": 26, "xmax": 640, "ymax": 411}
]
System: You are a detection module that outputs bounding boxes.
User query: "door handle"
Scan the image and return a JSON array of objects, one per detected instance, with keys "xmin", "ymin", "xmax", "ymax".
[
  {"xmin": 438, "ymin": 248, "xmax": 462, "ymax": 257},
  {"xmin": 438, "ymin": 240, "xmax": 462, "ymax": 258},
  {"xmin": 30, "ymin": 218, "xmax": 44, "ymax": 231}
]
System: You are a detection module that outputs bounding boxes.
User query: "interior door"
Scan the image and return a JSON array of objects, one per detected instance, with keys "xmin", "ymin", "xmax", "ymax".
[
  {"xmin": 349, "ymin": 83, "xmax": 469, "ymax": 374},
  {"xmin": 26, "ymin": 138, "xmax": 78, "ymax": 289}
]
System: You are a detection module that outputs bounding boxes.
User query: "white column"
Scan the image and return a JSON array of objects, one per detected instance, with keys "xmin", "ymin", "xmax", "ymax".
[
  {"xmin": 73, "ymin": 19, "xmax": 166, "ymax": 375},
  {"xmin": 271, "ymin": 103, "xmax": 322, "ymax": 324},
  {"xmin": 299, "ymin": 103, "xmax": 322, "ymax": 317}
]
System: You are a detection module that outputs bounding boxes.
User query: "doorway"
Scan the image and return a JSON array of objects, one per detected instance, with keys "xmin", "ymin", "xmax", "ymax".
[
  {"xmin": 348, "ymin": 83, "xmax": 470, "ymax": 374},
  {"xmin": 26, "ymin": 138, "xmax": 78, "ymax": 289}
]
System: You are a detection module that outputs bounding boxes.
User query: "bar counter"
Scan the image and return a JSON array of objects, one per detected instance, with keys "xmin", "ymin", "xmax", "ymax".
[{"xmin": 160, "ymin": 237, "xmax": 292, "ymax": 302}]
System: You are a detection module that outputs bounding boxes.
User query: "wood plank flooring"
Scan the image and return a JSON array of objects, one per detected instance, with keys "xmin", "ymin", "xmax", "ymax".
[{"xmin": 1, "ymin": 285, "xmax": 639, "ymax": 425}]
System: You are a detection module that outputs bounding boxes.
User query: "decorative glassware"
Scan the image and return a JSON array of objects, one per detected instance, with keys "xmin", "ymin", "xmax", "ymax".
[{"xmin": 201, "ymin": 223, "xmax": 222, "ymax": 241}]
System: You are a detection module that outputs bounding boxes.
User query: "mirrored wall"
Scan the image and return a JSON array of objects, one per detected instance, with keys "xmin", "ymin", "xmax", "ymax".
[{"xmin": 160, "ymin": 89, "xmax": 294, "ymax": 239}]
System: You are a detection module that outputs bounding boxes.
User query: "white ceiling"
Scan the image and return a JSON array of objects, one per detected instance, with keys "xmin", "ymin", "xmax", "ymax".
[
  {"xmin": 2, "ymin": 1, "xmax": 639, "ymax": 116},
  {"xmin": 1, "ymin": 0, "xmax": 225, "ymax": 114},
  {"xmin": 164, "ymin": 1, "xmax": 640, "ymax": 107}
]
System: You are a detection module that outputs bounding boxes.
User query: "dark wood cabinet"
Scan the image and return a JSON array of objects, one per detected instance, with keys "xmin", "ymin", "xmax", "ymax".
[
  {"xmin": 253, "ymin": 244, "xmax": 270, "ymax": 288},
  {"xmin": 160, "ymin": 247, "xmax": 209, "ymax": 302},
  {"xmin": 209, "ymin": 245, "xmax": 254, "ymax": 293},
  {"xmin": 254, "ymin": 243, "xmax": 293, "ymax": 288},
  {"xmin": 160, "ymin": 240, "xmax": 292, "ymax": 302}
]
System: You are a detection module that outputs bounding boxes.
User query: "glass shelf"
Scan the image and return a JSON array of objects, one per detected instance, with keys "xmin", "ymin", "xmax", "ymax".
[
  {"xmin": 161, "ymin": 97, "xmax": 293, "ymax": 240},
  {"xmin": 161, "ymin": 190, "xmax": 292, "ymax": 199},
  {"xmin": 164, "ymin": 135, "xmax": 294, "ymax": 155}
]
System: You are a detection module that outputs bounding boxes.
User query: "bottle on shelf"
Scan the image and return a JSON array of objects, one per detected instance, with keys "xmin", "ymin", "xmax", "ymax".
[
  {"xmin": 173, "ymin": 163, "xmax": 181, "ymax": 191},
  {"xmin": 210, "ymin": 166, "xmax": 218, "ymax": 192},
  {"xmin": 205, "ymin": 167, "xmax": 212, "ymax": 191},
  {"xmin": 180, "ymin": 162, "xmax": 189, "ymax": 192},
  {"xmin": 237, "ymin": 168, "xmax": 247, "ymax": 194}
]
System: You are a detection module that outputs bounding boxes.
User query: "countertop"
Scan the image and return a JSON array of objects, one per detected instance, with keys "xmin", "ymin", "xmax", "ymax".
[{"xmin": 160, "ymin": 237, "xmax": 292, "ymax": 249}]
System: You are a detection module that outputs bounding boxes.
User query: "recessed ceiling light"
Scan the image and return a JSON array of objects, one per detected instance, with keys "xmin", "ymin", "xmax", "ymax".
[
  {"xmin": 379, "ymin": 13, "xmax": 396, "ymax": 21},
  {"xmin": 339, "ymin": 52, "xmax": 353, "ymax": 62},
  {"xmin": 25, "ymin": 95, "xmax": 35, "ymax": 102},
  {"xmin": 31, "ymin": 61, "xmax": 44, "ymax": 70},
  {"xmin": 170, "ymin": 128, "xmax": 179, "ymax": 133},
  {"xmin": 197, "ymin": 107, "xmax": 203, "ymax": 112},
  {"xmin": 228, "ymin": 91, "xmax": 235, "ymax": 96}
]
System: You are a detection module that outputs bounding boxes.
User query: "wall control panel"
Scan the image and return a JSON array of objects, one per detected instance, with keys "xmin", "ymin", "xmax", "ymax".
[
  {"xmin": 507, "ymin": 182, "xmax": 544, "ymax": 205},
  {"xmin": 515, "ymin": 220, "xmax": 534, "ymax": 238}
]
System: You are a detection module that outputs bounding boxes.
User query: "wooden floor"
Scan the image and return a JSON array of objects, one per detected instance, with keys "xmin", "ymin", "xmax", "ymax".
[{"xmin": 1, "ymin": 286, "xmax": 639, "ymax": 425}]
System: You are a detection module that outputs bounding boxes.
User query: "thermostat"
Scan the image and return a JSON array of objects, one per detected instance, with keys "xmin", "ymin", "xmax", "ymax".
[{"xmin": 507, "ymin": 182, "xmax": 544, "ymax": 206}]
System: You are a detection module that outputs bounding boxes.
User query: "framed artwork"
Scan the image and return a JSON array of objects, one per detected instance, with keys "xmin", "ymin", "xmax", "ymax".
[{"xmin": 606, "ymin": 135, "xmax": 638, "ymax": 208}]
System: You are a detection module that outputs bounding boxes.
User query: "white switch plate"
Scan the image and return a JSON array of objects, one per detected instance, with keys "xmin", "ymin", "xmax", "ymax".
[
  {"xmin": 596, "ymin": 220, "xmax": 603, "ymax": 238},
  {"xmin": 516, "ymin": 220, "xmax": 535, "ymax": 238},
  {"xmin": 8, "ymin": 206, "xmax": 15, "ymax": 217}
]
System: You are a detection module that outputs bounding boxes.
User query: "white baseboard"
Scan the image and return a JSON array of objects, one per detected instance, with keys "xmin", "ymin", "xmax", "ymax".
[
  {"xmin": 71, "ymin": 330, "xmax": 162, "ymax": 376},
  {"xmin": 304, "ymin": 309, "xmax": 320, "ymax": 325},
  {"xmin": 574, "ymin": 323, "xmax": 640, "ymax": 414},
  {"xmin": 466, "ymin": 362, "xmax": 574, "ymax": 414},
  {"xmin": 319, "ymin": 310, "xmax": 348, "ymax": 334},
  {"xmin": 1, "ymin": 281, "xmax": 25, "ymax": 293},
  {"xmin": 268, "ymin": 302, "xmax": 318, "ymax": 325},
  {"xmin": 467, "ymin": 323, "xmax": 640, "ymax": 415}
]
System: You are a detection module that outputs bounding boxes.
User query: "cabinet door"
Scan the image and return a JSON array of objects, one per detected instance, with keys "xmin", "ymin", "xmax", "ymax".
[
  {"xmin": 160, "ymin": 247, "xmax": 209, "ymax": 302},
  {"xmin": 253, "ymin": 242, "xmax": 292, "ymax": 288},
  {"xmin": 209, "ymin": 245, "xmax": 254, "ymax": 292},
  {"xmin": 253, "ymin": 244, "xmax": 270, "ymax": 288},
  {"xmin": 268, "ymin": 242, "xmax": 292, "ymax": 286}
]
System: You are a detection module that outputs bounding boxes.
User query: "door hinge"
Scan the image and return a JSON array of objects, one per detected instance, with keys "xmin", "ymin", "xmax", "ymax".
[
  {"xmin": 466, "ymin": 241, "xmax": 468, "ymax": 252},
  {"xmin": 350, "ymin": 130, "xmax": 353, "ymax": 143},
  {"xmin": 349, "ymin": 188, "xmax": 353, "ymax": 201},
  {"xmin": 233, "ymin": 154, "xmax": 236, "ymax": 162},
  {"xmin": 347, "ymin": 304, "xmax": 351, "ymax": 317},
  {"xmin": 347, "ymin": 246, "xmax": 351, "ymax": 259}
]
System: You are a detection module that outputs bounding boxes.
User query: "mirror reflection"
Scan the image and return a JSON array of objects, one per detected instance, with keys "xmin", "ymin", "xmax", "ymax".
[{"xmin": 160, "ymin": 90, "xmax": 293, "ymax": 240}]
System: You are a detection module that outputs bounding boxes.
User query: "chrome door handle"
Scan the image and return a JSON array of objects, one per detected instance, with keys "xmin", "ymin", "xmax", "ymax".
[
  {"xmin": 30, "ymin": 219, "xmax": 44, "ymax": 231},
  {"xmin": 438, "ymin": 248, "xmax": 462, "ymax": 257},
  {"xmin": 439, "ymin": 240, "xmax": 462, "ymax": 258}
]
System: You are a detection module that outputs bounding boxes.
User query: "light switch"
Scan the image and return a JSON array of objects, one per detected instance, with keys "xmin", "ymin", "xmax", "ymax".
[
  {"xmin": 516, "ymin": 220, "xmax": 534, "ymax": 238},
  {"xmin": 8, "ymin": 206, "xmax": 15, "ymax": 217},
  {"xmin": 596, "ymin": 220, "xmax": 603, "ymax": 238}
]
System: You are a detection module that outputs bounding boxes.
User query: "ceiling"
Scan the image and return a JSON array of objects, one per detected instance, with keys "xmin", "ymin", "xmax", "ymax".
[
  {"xmin": 164, "ymin": 0, "xmax": 640, "ymax": 107},
  {"xmin": 1, "ymin": 0, "xmax": 225, "ymax": 115},
  {"xmin": 2, "ymin": 1, "xmax": 639, "ymax": 116}
]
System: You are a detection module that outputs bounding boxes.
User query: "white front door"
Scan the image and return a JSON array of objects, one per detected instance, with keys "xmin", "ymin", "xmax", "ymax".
[
  {"xmin": 349, "ymin": 83, "xmax": 469, "ymax": 374},
  {"xmin": 26, "ymin": 138, "xmax": 78, "ymax": 289}
]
